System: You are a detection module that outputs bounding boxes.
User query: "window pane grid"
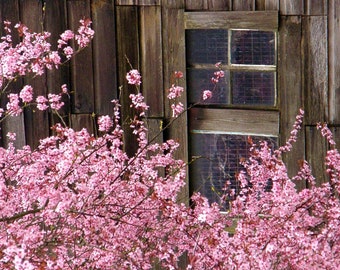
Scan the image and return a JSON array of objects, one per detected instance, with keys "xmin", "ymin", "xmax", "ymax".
[{"xmin": 186, "ymin": 29, "xmax": 277, "ymax": 107}]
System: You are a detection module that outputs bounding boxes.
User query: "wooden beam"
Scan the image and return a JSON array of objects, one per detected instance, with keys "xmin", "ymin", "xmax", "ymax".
[{"xmin": 184, "ymin": 11, "xmax": 278, "ymax": 30}]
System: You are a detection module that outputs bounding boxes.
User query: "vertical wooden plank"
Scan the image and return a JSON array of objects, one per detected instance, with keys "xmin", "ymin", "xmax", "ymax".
[
  {"xmin": 0, "ymin": 0, "xmax": 26, "ymax": 148},
  {"xmin": 70, "ymin": 114, "xmax": 95, "ymax": 132},
  {"xmin": 162, "ymin": 0, "xmax": 189, "ymax": 204},
  {"xmin": 140, "ymin": 6, "xmax": 164, "ymax": 117},
  {"xmin": 116, "ymin": 5, "xmax": 140, "ymax": 156},
  {"xmin": 305, "ymin": 0, "xmax": 327, "ymax": 15},
  {"xmin": 302, "ymin": 16, "xmax": 328, "ymax": 125},
  {"xmin": 278, "ymin": 16, "xmax": 305, "ymax": 188},
  {"xmin": 280, "ymin": 0, "xmax": 304, "ymax": 15},
  {"xmin": 20, "ymin": 0, "xmax": 49, "ymax": 149},
  {"xmin": 185, "ymin": 0, "xmax": 208, "ymax": 10},
  {"xmin": 329, "ymin": 0, "xmax": 340, "ymax": 125},
  {"xmin": 305, "ymin": 126, "xmax": 328, "ymax": 186},
  {"xmin": 92, "ymin": 0, "xmax": 118, "ymax": 116},
  {"xmin": 255, "ymin": 0, "xmax": 279, "ymax": 10},
  {"xmin": 67, "ymin": 0, "xmax": 94, "ymax": 116},
  {"xmin": 44, "ymin": 0, "xmax": 71, "ymax": 127},
  {"xmin": 208, "ymin": 0, "xmax": 232, "ymax": 10},
  {"xmin": 232, "ymin": 0, "xmax": 255, "ymax": 11}
]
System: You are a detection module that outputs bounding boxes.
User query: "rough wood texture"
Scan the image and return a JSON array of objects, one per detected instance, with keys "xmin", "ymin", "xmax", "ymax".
[
  {"xmin": 278, "ymin": 16, "xmax": 305, "ymax": 188},
  {"xmin": 305, "ymin": 0, "xmax": 327, "ymax": 15},
  {"xmin": 232, "ymin": 0, "xmax": 255, "ymax": 11},
  {"xmin": 162, "ymin": 1, "xmax": 189, "ymax": 206},
  {"xmin": 329, "ymin": 0, "xmax": 340, "ymax": 124},
  {"xmin": 70, "ymin": 114, "xmax": 95, "ymax": 133},
  {"xmin": 305, "ymin": 126, "xmax": 329, "ymax": 186},
  {"xmin": 190, "ymin": 108, "xmax": 279, "ymax": 136},
  {"xmin": 92, "ymin": 0, "xmax": 118, "ymax": 116},
  {"xmin": 140, "ymin": 6, "xmax": 164, "ymax": 117},
  {"xmin": 185, "ymin": 0, "xmax": 231, "ymax": 10},
  {"xmin": 185, "ymin": 11, "xmax": 278, "ymax": 30},
  {"xmin": 115, "ymin": 0, "xmax": 160, "ymax": 5},
  {"xmin": 302, "ymin": 16, "xmax": 328, "ymax": 125},
  {"xmin": 20, "ymin": 0, "xmax": 50, "ymax": 149},
  {"xmin": 255, "ymin": 0, "xmax": 279, "ymax": 10},
  {"xmin": 280, "ymin": 0, "xmax": 304, "ymax": 15},
  {"xmin": 116, "ymin": 5, "xmax": 140, "ymax": 156},
  {"xmin": 45, "ymin": 0, "xmax": 70, "ymax": 127},
  {"xmin": 0, "ymin": 0, "xmax": 26, "ymax": 148},
  {"xmin": 68, "ymin": 0, "xmax": 94, "ymax": 115}
]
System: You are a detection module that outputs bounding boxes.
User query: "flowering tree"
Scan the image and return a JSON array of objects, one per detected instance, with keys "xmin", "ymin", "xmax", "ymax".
[{"xmin": 0, "ymin": 20, "xmax": 339, "ymax": 270}]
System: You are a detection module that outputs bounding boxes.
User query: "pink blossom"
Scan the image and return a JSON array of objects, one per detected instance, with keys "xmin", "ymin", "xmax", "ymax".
[
  {"xmin": 6, "ymin": 93, "xmax": 22, "ymax": 116},
  {"xmin": 174, "ymin": 71, "xmax": 183, "ymax": 78},
  {"xmin": 19, "ymin": 85, "xmax": 33, "ymax": 103},
  {"xmin": 75, "ymin": 19, "xmax": 94, "ymax": 48},
  {"xmin": 171, "ymin": 102, "xmax": 184, "ymax": 117},
  {"xmin": 63, "ymin": 46, "xmax": 74, "ymax": 59},
  {"xmin": 126, "ymin": 69, "xmax": 142, "ymax": 85},
  {"xmin": 36, "ymin": 95, "xmax": 48, "ymax": 111},
  {"xmin": 167, "ymin": 84, "xmax": 184, "ymax": 100},
  {"xmin": 48, "ymin": 93, "xmax": 64, "ymax": 110},
  {"xmin": 202, "ymin": 90, "xmax": 212, "ymax": 100},
  {"xmin": 98, "ymin": 115, "xmax": 113, "ymax": 132}
]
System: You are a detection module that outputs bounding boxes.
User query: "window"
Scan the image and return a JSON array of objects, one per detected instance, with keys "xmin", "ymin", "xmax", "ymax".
[{"xmin": 185, "ymin": 11, "xmax": 279, "ymax": 208}]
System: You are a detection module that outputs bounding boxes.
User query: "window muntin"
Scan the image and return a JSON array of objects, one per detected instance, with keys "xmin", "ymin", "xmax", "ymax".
[{"xmin": 186, "ymin": 28, "xmax": 277, "ymax": 107}]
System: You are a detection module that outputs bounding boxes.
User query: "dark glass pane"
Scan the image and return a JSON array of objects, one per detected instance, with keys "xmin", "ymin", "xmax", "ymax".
[
  {"xmin": 189, "ymin": 133, "xmax": 277, "ymax": 209},
  {"xmin": 232, "ymin": 72, "xmax": 275, "ymax": 105},
  {"xmin": 187, "ymin": 69, "xmax": 229, "ymax": 104},
  {"xmin": 231, "ymin": 30, "xmax": 275, "ymax": 65},
  {"xmin": 186, "ymin": 29, "xmax": 228, "ymax": 65}
]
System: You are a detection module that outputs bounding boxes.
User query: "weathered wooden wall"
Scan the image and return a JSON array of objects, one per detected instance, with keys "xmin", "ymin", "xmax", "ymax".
[{"xmin": 0, "ymin": 0, "xmax": 339, "ymax": 189}]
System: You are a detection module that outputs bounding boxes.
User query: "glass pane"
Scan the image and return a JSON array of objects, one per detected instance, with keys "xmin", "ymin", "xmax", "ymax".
[
  {"xmin": 186, "ymin": 29, "xmax": 228, "ymax": 65},
  {"xmin": 187, "ymin": 69, "xmax": 229, "ymax": 104},
  {"xmin": 232, "ymin": 71, "xmax": 275, "ymax": 105},
  {"xmin": 231, "ymin": 30, "xmax": 275, "ymax": 65},
  {"xmin": 189, "ymin": 133, "xmax": 277, "ymax": 209}
]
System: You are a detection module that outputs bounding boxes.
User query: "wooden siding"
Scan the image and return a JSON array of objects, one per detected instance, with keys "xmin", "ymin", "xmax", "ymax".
[{"xmin": 0, "ymin": 0, "xmax": 338, "ymax": 189}]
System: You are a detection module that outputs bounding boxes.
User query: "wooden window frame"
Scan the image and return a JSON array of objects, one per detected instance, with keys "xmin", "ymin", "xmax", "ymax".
[
  {"xmin": 185, "ymin": 11, "xmax": 280, "ymax": 205},
  {"xmin": 185, "ymin": 10, "xmax": 280, "ymax": 137}
]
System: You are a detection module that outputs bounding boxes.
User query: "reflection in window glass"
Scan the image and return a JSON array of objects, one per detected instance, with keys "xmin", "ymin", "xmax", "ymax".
[
  {"xmin": 187, "ymin": 69, "xmax": 229, "ymax": 104},
  {"xmin": 186, "ymin": 29, "xmax": 228, "ymax": 65},
  {"xmin": 232, "ymin": 72, "xmax": 275, "ymax": 106},
  {"xmin": 231, "ymin": 30, "xmax": 275, "ymax": 65},
  {"xmin": 189, "ymin": 133, "xmax": 277, "ymax": 209}
]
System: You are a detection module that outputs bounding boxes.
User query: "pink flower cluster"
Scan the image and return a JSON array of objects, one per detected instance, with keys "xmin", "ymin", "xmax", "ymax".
[
  {"xmin": 0, "ymin": 19, "xmax": 93, "ymax": 122},
  {"xmin": 126, "ymin": 69, "xmax": 142, "ymax": 85}
]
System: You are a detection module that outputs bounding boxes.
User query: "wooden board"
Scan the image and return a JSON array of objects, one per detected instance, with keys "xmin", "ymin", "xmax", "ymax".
[
  {"xmin": 278, "ymin": 15, "xmax": 305, "ymax": 188},
  {"xmin": 45, "ymin": 0, "xmax": 71, "ymax": 126},
  {"xmin": 185, "ymin": 0, "xmax": 231, "ymax": 10},
  {"xmin": 329, "ymin": 0, "xmax": 340, "ymax": 124},
  {"xmin": 20, "ymin": 0, "xmax": 50, "ymax": 148},
  {"xmin": 67, "ymin": 0, "xmax": 94, "ymax": 115},
  {"xmin": 305, "ymin": 126, "xmax": 328, "ymax": 186},
  {"xmin": 302, "ymin": 16, "xmax": 328, "ymax": 125},
  {"xmin": 280, "ymin": 0, "xmax": 304, "ymax": 15},
  {"xmin": 115, "ymin": 0, "xmax": 160, "ymax": 5},
  {"xmin": 116, "ymin": 5, "xmax": 140, "ymax": 156},
  {"xmin": 190, "ymin": 108, "xmax": 279, "ymax": 136},
  {"xmin": 139, "ymin": 6, "xmax": 164, "ymax": 117},
  {"xmin": 305, "ymin": 0, "xmax": 327, "ymax": 15},
  {"xmin": 0, "ymin": 0, "xmax": 26, "ymax": 148},
  {"xmin": 70, "ymin": 114, "xmax": 95, "ymax": 133},
  {"xmin": 162, "ymin": 1, "xmax": 189, "ymax": 206},
  {"xmin": 92, "ymin": 0, "xmax": 118, "ymax": 116},
  {"xmin": 255, "ymin": 0, "xmax": 279, "ymax": 10},
  {"xmin": 232, "ymin": 0, "xmax": 255, "ymax": 11},
  {"xmin": 185, "ymin": 11, "xmax": 278, "ymax": 30}
]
